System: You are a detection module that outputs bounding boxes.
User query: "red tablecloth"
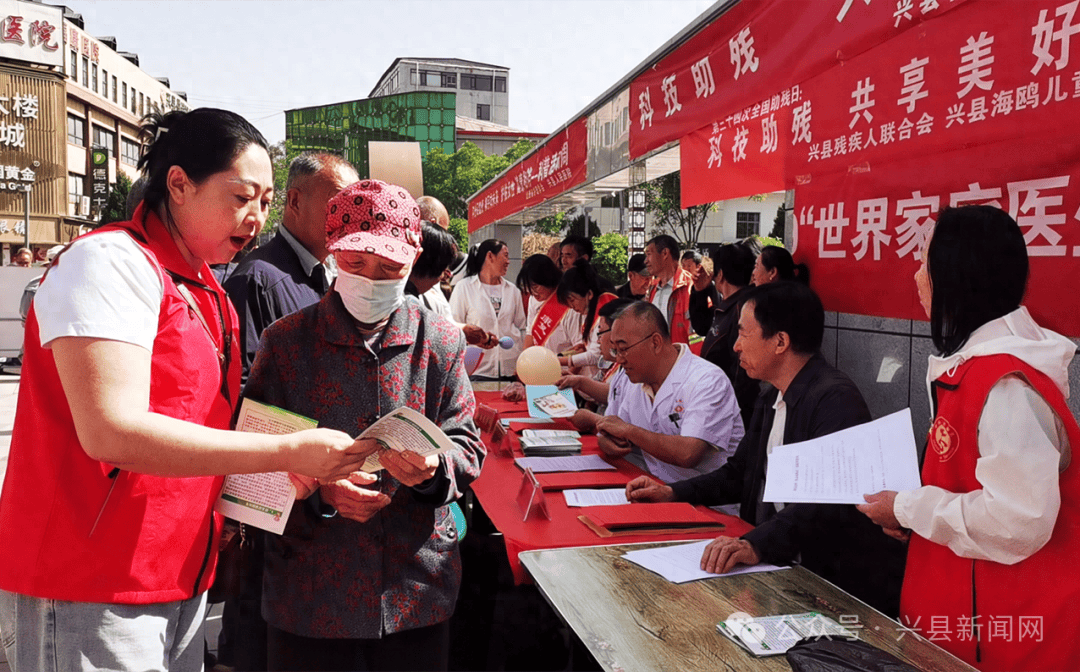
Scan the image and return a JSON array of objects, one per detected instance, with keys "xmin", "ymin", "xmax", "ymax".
[{"xmin": 471, "ymin": 391, "xmax": 754, "ymax": 584}]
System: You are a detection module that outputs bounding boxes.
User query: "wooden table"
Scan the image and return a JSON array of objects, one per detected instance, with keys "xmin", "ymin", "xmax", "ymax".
[{"xmin": 521, "ymin": 542, "xmax": 978, "ymax": 672}]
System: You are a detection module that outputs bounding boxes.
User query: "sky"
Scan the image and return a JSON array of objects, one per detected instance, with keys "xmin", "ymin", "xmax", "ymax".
[{"xmin": 74, "ymin": 0, "xmax": 717, "ymax": 145}]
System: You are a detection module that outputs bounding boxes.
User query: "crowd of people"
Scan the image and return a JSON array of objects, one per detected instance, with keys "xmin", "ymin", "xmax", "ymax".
[{"xmin": 0, "ymin": 106, "xmax": 1075, "ymax": 672}]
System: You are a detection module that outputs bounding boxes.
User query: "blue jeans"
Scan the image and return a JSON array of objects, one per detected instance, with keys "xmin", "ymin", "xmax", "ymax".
[{"xmin": 0, "ymin": 589, "xmax": 206, "ymax": 672}]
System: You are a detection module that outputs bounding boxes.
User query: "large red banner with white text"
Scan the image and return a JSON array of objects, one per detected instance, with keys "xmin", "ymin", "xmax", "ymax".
[
  {"xmin": 630, "ymin": 0, "xmax": 972, "ymax": 160},
  {"xmin": 675, "ymin": 0, "xmax": 1080, "ymax": 335},
  {"xmin": 467, "ymin": 118, "xmax": 588, "ymax": 232}
]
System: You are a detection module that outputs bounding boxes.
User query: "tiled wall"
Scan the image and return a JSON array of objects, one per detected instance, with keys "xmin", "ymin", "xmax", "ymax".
[{"xmin": 823, "ymin": 312, "xmax": 1080, "ymax": 455}]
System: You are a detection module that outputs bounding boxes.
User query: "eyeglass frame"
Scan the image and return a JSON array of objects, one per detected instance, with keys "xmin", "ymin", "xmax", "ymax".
[{"xmin": 609, "ymin": 332, "xmax": 658, "ymax": 360}]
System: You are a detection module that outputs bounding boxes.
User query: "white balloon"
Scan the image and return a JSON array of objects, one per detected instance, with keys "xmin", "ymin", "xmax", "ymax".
[{"xmin": 516, "ymin": 346, "xmax": 561, "ymax": 385}]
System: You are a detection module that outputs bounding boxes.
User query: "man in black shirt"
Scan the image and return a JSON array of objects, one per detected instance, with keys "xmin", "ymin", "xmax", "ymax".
[{"xmin": 626, "ymin": 282, "xmax": 905, "ymax": 616}]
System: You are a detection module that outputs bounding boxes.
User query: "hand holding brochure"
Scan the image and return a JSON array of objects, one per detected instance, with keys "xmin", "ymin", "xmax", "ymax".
[
  {"xmin": 215, "ymin": 399, "xmax": 318, "ymax": 535},
  {"xmin": 763, "ymin": 408, "xmax": 922, "ymax": 505},
  {"xmin": 357, "ymin": 406, "xmax": 457, "ymax": 473}
]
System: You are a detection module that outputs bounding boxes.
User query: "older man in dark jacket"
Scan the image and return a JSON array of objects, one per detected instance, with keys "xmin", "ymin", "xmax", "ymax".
[{"xmin": 626, "ymin": 282, "xmax": 905, "ymax": 616}]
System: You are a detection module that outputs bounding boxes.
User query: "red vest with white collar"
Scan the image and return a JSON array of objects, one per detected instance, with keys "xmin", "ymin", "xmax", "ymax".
[
  {"xmin": 646, "ymin": 268, "xmax": 692, "ymax": 344},
  {"xmin": 0, "ymin": 205, "xmax": 240, "ymax": 604},
  {"xmin": 900, "ymin": 354, "xmax": 1080, "ymax": 672}
]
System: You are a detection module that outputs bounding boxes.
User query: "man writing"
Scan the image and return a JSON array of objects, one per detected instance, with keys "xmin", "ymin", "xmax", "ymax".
[
  {"xmin": 643, "ymin": 234, "xmax": 693, "ymax": 344},
  {"xmin": 625, "ymin": 282, "xmax": 905, "ymax": 615},
  {"xmin": 574, "ymin": 301, "xmax": 743, "ymax": 483}
]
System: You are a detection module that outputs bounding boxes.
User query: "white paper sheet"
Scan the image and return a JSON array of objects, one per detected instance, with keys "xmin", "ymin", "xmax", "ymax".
[
  {"xmin": 563, "ymin": 488, "xmax": 630, "ymax": 507},
  {"xmin": 622, "ymin": 539, "xmax": 789, "ymax": 584},
  {"xmin": 514, "ymin": 454, "xmax": 617, "ymax": 473},
  {"xmin": 762, "ymin": 408, "xmax": 922, "ymax": 505}
]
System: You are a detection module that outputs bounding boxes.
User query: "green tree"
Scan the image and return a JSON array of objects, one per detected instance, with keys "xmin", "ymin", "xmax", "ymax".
[
  {"xmin": 98, "ymin": 172, "xmax": 133, "ymax": 226},
  {"xmin": 264, "ymin": 140, "xmax": 292, "ymax": 236},
  {"xmin": 565, "ymin": 208, "xmax": 600, "ymax": 239},
  {"xmin": 448, "ymin": 217, "xmax": 469, "ymax": 253},
  {"xmin": 770, "ymin": 205, "xmax": 785, "ymax": 239},
  {"xmin": 422, "ymin": 138, "xmax": 537, "ymax": 221},
  {"xmin": 527, "ymin": 211, "xmax": 565, "ymax": 236},
  {"xmin": 641, "ymin": 172, "xmax": 716, "ymax": 247},
  {"xmin": 592, "ymin": 232, "xmax": 628, "ymax": 287}
]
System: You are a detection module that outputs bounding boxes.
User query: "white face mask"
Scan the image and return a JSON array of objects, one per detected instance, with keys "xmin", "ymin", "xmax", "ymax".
[{"xmin": 335, "ymin": 269, "xmax": 407, "ymax": 324}]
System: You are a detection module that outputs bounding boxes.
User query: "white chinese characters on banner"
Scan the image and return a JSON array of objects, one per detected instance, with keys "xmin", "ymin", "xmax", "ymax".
[
  {"xmin": 799, "ymin": 176, "xmax": 1079, "ymax": 261},
  {"xmin": 729, "ymin": 26, "xmax": 760, "ymax": 81}
]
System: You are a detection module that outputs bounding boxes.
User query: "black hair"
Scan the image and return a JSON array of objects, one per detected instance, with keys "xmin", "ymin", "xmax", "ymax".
[
  {"xmin": 138, "ymin": 108, "xmax": 270, "ymax": 222},
  {"xmin": 560, "ymin": 235, "xmax": 593, "ymax": 259},
  {"xmin": 626, "ymin": 252, "xmax": 647, "ymax": 275},
  {"xmin": 759, "ymin": 246, "xmax": 810, "ymax": 285},
  {"xmin": 412, "ymin": 222, "xmax": 457, "ymax": 280},
  {"xmin": 646, "ymin": 234, "xmax": 680, "ymax": 260},
  {"xmin": 710, "ymin": 242, "xmax": 756, "ymax": 287},
  {"xmin": 465, "ymin": 239, "xmax": 506, "ymax": 277},
  {"xmin": 598, "ymin": 297, "xmax": 634, "ymax": 321},
  {"xmin": 614, "ymin": 300, "xmax": 671, "ymax": 342},
  {"xmin": 681, "ymin": 249, "xmax": 703, "ymax": 264},
  {"xmin": 558, "ymin": 259, "xmax": 603, "ymax": 337},
  {"xmin": 516, "ymin": 254, "xmax": 562, "ymax": 293},
  {"xmin": 741, "ymin": 282, "xmax": 824, "ymax": 355},
  {"xmin": 928, "ymin": 205, "xmax": 1028, "ymax": 356}
]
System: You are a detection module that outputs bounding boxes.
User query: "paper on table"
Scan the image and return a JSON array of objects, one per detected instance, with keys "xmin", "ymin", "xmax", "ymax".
[
  {"xmin": 514, "ymin": 454, "xmax": 617, "ymax": 473},
  {"xmin": 622, "ymin": 539, "xmax": 789, "ymax": 584},
  {"xmin": 563, "ymin": 488, "xmax": 630, "ymax": 507},
  {"xmin": 526, "ymin": 385, "xmax": 578, "ymax": 418},
  {"xmin": 215, "ymin": 399, "xmax": 317, "ymax": 535},
  {"xmin": 762, "ymin": 408, "xmax": 922, "ymax": 505}
]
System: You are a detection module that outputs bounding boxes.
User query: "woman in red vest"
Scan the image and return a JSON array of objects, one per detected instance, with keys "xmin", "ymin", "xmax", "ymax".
[
  {"xmin": 0, "ymin": 109, "xmax": 371, "ymax": 672},
  {"xmin": 859, "ymin": 205, "xmax": 1080, "ymax": 672},
  {"xmin": 556, "ymin": 259, "xmax": 617, "ymax": 379}
]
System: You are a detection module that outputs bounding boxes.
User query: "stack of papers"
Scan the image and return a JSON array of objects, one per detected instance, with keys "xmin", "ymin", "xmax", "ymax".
[
  {"xmin": 520, "ymin": 429, "xmax": 582, "ymax": 456},
  {"xmin": 716, "ymin": 612, "xmax": 853, "ymax": 657},
  {"xmin": 563, "ymin": 488, "xmax": 629, "ymax": 507},
  {"xmin": 763, "ymin": 408, "xmax": 922, "ymax": 504},
  {"xmin": 514, "ymin": 454, "xmax": 616, "ymax": 473},
  {"xmin": 622, "ymin": 539, "xmax": 788, "ymax": 583}
]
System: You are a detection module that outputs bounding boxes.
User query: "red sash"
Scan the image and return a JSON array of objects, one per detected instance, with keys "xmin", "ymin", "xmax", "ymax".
[
  {"xmin": 600, "ymin": 362, "xmax": 621, "ymax": 383},
  {"xmin": 532, "ymin": 295, "xmax": 571, "ymax": 347},
  {"xmin": 586, "ymin": 293, "xmax": 619, "ymax": 339}
]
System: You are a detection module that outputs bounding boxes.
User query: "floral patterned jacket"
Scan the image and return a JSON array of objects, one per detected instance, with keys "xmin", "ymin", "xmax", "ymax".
[{"xmin": 244, "ymin": 291, "xmax": 484, "ymax": 639}]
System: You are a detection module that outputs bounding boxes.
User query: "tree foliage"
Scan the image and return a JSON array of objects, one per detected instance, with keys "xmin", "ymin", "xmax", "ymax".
[
  {"xmin": 642, "ymin": 172, "xmax": 715, "ymax": 247},
  {"xmin": 565, "ymin": 209, "xmax": 600, "ymax": 239},
  {"xmin": 448, "ymin": 217, "xmax": 469, "ymax": 253},
  {"xmin": 422, "ymin": 138, "xmax": 537, "ymax": 221},
  {"xmin": 527, "ymin": 211, "xmax": 565, "ymax": 236},
  {"xmin": 770, "ymin": 205, "xmax": 785, "ymax": 239},
  {"xmin": 592, "ymin": 232, "xmax": 628, "ymax": 287},
  {"xmin": 264, "ymin": 140, "xmax": 292, "ymax": 236},
  {"xmin": 98, "ymin": 172, "xmax": 132, "ymax": 226}
]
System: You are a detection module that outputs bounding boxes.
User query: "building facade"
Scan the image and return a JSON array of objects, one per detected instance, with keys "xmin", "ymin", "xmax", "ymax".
[
  {"xmin": 0, "ymin": 0, "xmax": 188, "ymax": 263},
  {"xmin": 370, "ymin": 57, "xmax": 509, "ymax": 126}
]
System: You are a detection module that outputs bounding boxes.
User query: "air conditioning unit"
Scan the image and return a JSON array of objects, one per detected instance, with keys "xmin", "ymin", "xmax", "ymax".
[{"xmin": 80, "ymin": 196, "xmax": 91, "ymax": 217}]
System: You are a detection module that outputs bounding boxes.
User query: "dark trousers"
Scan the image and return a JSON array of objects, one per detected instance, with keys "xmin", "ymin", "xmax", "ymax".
[{"xmin": 267, "ymin": 620, "xmax": 449, "ymax": 672}]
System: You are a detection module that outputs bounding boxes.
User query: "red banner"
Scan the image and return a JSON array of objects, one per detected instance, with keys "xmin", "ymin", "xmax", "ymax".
[
  {"xmin": 630, "ymin": 0, "xmax": 971, "ymax": 160},
  {"xmin": 675, "ymin": 0, "xmax": 1080, "ymax": 335},
  {"xmin": 793, "ymin": 137, "xmax": 1080, "ymax": 336},
  {"xmin": 467, "ymin": 118, "xmax": 588, "ymax": 232}
]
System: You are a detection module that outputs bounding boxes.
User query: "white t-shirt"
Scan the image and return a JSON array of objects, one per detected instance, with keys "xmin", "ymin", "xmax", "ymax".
[
  {"xmin": 484, "ymin": 282, "xmax": 504, "ymax": 315},
  {"xmin": 606, "ymin": 345, "xmax": 744, "ymax": 483},
  {"xmin": 34, "ymin": 231, "xmax": 164, "ymax": 352}
]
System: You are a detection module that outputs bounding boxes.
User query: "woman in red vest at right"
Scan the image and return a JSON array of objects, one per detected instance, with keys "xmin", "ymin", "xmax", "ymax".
[
  {"xmin": 859, "ymin": 205, "xmax": 1080, "ymax": 672},
  {"xmin": 0, "ymin": 109, "xmax": 372, "ymax": 672}
]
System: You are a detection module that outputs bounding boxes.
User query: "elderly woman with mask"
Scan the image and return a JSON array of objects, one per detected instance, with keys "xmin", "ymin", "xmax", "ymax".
[{"xmin": 242, "ymin": 179, "xmax": 484, "ymax": 671}]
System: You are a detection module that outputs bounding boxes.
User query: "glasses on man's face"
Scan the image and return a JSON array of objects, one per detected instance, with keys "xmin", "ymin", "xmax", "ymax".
[
  {"xmin": 597, "ymin": 328, "xmax": 611, "ymax": 336},
  {"xmin": 609, "ymin": 333, "xmax": 656, "ymax": 360}
]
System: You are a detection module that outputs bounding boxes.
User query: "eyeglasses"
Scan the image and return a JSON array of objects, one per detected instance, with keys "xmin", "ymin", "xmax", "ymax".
[
  {"xmin": 597, "ymin": 328, "xmax": 611, "ymax": 336},
  {"xmin": 609, "ymin": 333, "xmax": 657, "ymax": 360}
]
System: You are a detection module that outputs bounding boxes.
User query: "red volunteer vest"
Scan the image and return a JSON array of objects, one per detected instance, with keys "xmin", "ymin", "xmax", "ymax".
[
  {"xmin": 900, "ymin": 355, "xmax": 1080, "ymax": 672},
  {"xmin": 0, "ymin": 205, "xmax": 240, "ymax": 604},
  {"xmin": 646, "ymin": 268, "xmax": 692, "ymax": 344},
  {"xmin": 531, "ymin": 295, "xmax": 571, "ymax": 347}
]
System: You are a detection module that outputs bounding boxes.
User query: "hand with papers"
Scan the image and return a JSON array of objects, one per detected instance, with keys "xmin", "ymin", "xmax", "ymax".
[
  {"xmin": 624, "ymin": 475, "xmax": 676, "ymax": 503},
  {"xmin": 700, "ymin": 536, "xmax": 761, "ymax": 574},
  {"xmin": 857, "ymin": 491, "xmax": 910, "ymax": 542},
  {"xmin": 380, "ymin": 447, "xmax": 441, "ymax": 487},
  {"xmin": 320, "ymin": 471, "xmax": 390, "ymax": 523}
]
